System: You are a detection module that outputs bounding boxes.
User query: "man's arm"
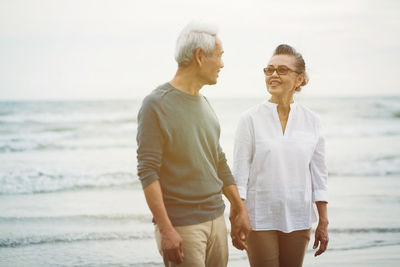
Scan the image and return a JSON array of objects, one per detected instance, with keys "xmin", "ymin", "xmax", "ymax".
[
  {"xmin": 137, "ymin": 96, "xmax": 183, "ymax": 264},
  {"xmin": 143, "ymin": 180, "xmax": 184, "ymax": 264},
  {"xmin": 223, "ymin": 184, "xmax": 252, "ymax": 251}
]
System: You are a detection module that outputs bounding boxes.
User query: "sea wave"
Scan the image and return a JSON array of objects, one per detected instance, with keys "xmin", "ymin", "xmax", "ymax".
[
  {"xmin": 1, "ymin": 154, "xmax": 399, "ymax": 197},
  {"xmin": 0, "ymin": 231, "xmax": 153, "ymax": 248},
  {"xmin": 327, "ymin": 241, "xmax": 400, "ymax": 252},
  {"xmin": 297, "ymin": 96, "xmax": 400, "ymax": 120},
  {"xmin": 2, "ymin": 227, "xmax": 399, "ymax": 249},
  {"xmin": 328, "ymin": 228, "xmax": 400, "ymax": 234},
  {"xmin": 0, "ymin": 124, "xmax": 136, "ymax": 153},
  {"xmin": 1, "ymin": 98, "xmax": 400, "ymax": 156},
  {"xmin": 314, "ymin": 227, "xmax": 400, "ymax": 252},
  {"xmin": 0, "ymin": 143, "xmax": 135, "ymax": 153},
  {"xmin": 329, "ymin": 154, "xmax": 400, "ymax": 176},
  {"xmin": 0, "ymin": 100, "xmax": 138, "ymax": 125},
  {"xmin": 0, "ymin": 116, "xmax": 137, "ymax": 125},
  {"xmin": 0, "ymin": 171, "xmax": 138, "ymax": 195},
  {"xmin": 324, "ymin": 125, "xmax": 400, "ymax": 138},
  {"xmin": 0, "ymin": 214, "xmax": 152, "ymax": 224}
]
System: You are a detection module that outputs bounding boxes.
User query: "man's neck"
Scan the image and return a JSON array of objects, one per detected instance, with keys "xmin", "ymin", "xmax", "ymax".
[{"xmin": 169, "ymin": 66, "xmax": 204, "ymax": 96}]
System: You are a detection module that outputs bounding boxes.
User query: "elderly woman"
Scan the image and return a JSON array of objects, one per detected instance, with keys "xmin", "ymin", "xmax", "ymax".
[{"xmin": 233, "ymin": 44, "xmax": 329, "ymax": 267}]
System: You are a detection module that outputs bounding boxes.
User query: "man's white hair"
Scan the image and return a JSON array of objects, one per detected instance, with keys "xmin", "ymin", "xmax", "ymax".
[{"xmin": 175, "ymin": 21, "xmax": 218, "ymax": 66}]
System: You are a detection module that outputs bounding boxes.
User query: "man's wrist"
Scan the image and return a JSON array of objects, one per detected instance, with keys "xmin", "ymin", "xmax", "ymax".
[
  {"xmin": 230, "ymin": 201, "xmax": 246, "ymax": 213},
  {"xmin": 156, "ymin": 219, "xmax": 175, "ymax": 234}
]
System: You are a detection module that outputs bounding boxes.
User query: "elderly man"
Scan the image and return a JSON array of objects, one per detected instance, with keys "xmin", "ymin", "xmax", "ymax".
[{"xmin": 136, "ymin": 22, "xmax": 251, "ymax": 267}]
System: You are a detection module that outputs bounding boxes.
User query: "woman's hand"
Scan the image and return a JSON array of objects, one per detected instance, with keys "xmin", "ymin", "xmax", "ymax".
[
  {"xmin": 223, "ymin": 185, "xmax": 252, "ymax": 251},
  {"xmin": 313, "ymin": 219, "xmax": 329, "ymax": 256},
  {"xmin": 230, "ymin": 207, "xmax": 252, "ymax": 251},
  {"xmin": 314, "ymin": 201, "xmax": 329, "ymax": 256}
]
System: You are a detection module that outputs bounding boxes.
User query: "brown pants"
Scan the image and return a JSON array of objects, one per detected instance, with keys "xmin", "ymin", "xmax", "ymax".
[{"xmin": 247, "ymin": 229, "xmax": 311, "ymax": 267}]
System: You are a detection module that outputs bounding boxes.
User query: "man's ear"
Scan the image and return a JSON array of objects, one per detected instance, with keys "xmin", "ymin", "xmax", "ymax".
[{"xmin": 194, "ymin": 48, "xmax": 203, "ymax": 67}]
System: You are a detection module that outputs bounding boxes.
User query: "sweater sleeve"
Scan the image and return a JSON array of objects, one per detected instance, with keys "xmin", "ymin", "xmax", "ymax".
[
  {"xmin": 310, "ymin": 119, "xmax": 328, "ymax": 203},
  {"xmin": 217, "ymin": 144, "xmax": 236, "ymax": 187},
  {"xmin": 136, "ymin": 96, "xmax": 164, "ymax": 189},
  {"xmin": 232, "ymin": 114, "xmax": 253, "ymax": 200}
]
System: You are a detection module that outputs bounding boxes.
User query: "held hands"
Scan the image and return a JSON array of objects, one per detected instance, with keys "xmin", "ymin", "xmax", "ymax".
[
  {"xmin": 229, "ymin": 205, "xmax": 252, "ymax": 251},
  {"xmin": 161, "ymin": 228, "xmax": 184, "ymax": 264},
  {"xmin": 313, "ymin": 220, "xmax": 329, "ymax": 256}
]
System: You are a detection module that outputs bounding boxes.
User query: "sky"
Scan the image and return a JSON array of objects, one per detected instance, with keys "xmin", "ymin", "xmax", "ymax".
[{"xmin": 0, "ymin": 0, "xmax": 399, "ymax": 100}]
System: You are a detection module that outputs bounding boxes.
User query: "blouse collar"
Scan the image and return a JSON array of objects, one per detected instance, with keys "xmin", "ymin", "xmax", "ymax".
[{"xmin": 264, "ymin": 100, "xmax": 296, "ymax": 109}]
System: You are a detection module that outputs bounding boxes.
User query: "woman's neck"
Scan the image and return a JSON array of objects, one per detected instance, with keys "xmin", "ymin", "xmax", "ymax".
[{"xmin": 269, "ymin": 95, "xmax": 294, "ymax": 116}]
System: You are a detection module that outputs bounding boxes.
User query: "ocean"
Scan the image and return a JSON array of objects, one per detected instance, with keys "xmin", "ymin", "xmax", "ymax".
[{"xmin": 1, "ymin": 96, "xmax": 399, "ymax": 266}]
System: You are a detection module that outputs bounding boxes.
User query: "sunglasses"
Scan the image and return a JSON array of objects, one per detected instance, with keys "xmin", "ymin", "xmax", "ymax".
[{"xmin": 263, "ymin": 65, "xmax": 300, "ymax": 76}]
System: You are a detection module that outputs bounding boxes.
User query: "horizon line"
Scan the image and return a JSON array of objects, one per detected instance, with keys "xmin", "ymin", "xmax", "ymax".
[{"xmin": 1, "ymin": 94, "xmax": 400, "ymax": 102}]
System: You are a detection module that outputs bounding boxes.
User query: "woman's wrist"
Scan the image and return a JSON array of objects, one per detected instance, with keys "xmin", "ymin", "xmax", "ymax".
[{"xmin": 318, "ymin": 218, "xmax": 329, "ymax": 226}]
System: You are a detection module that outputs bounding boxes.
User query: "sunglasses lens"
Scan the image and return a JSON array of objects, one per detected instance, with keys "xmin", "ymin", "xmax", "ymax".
[
  {"xmin": 265, "ymin": 68, "xmax": 274, "ymax": 75},
  {"xmin": 277, "ymin": 67, "xmax": 288, "ymax": 75}
]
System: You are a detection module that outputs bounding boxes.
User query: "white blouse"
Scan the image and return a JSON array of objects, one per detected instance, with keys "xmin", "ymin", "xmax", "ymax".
[{"xmin": 233, "ymin": 100, "xmax": 328, "ymax": 233}]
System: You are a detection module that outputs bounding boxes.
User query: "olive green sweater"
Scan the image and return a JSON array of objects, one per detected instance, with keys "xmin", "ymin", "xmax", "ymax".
[{"xmin": 136, "ymin": 83, "xmax": 235, "ymax": 226}]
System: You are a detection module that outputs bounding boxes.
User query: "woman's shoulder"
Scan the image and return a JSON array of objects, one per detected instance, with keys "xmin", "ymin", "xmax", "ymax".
[
  {"xmin": 236, "ymin": 104, "xmax": 263, "ymax": 125},
  {"xmin": 241, "ymin": 101, "xmax": 269, "ymax": 117},
  {"xmin": 295, "ymin": 102, "xmax": 321, "ymax": 124}
]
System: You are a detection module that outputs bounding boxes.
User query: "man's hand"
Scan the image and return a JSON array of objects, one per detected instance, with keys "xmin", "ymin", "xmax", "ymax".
[
  {"xmin": 143, "ymin": 181, "xmax": 184, "ymax": 263},
  {"xmin": 161, "ymin": 228, "xmax": 184, "ymax": 264},
  {"xmin": 223, "ymin": 185, "xmax": 252, "ymax": 251},
  {"xmin": 313, "ymin": 220, "xmax": 329, "ymax": 256},
  {"xmin": 229, "ymin": 205, "xmax": 252, "ymax": 251}
]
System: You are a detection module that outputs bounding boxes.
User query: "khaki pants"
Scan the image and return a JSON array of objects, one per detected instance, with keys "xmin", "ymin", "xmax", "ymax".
[
  {"xmin": 247, "ymin": 228, "xmax": 311, "ymax": 267},
  {"xmin": 155, "ymin": 215, "xmax": 228, "ymax": 267}
]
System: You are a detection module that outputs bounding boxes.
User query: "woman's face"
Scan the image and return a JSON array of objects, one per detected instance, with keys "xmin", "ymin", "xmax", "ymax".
[{"xmin": 265, "ymin": 54, "xmax": 303, "ymax": 97}]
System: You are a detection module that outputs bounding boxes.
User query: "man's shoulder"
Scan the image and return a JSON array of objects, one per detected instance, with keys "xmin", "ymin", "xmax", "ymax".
[{"xmin": 142, "ymin": 83, "xmax": 174, "ymax": 107}]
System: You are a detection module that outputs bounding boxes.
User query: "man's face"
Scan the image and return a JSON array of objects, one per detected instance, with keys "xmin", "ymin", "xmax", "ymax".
[{"xmin": 200, "ymin": 38, "xmax": 224, "ymax": 85}]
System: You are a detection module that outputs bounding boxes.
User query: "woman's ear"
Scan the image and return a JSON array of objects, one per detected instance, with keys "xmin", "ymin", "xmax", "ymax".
[{"xmin": 296, "ymin": 73, "xmax": 305, "ymax": 88}]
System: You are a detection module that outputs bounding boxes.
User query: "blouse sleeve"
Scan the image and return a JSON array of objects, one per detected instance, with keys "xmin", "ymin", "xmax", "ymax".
[
  {"xmin": 233, "ymin": 114, "xmax": 254, "ymax": 200},
  {"xmin": 310, "ymin": 119, "xmax": 328, "ymax": 203}
]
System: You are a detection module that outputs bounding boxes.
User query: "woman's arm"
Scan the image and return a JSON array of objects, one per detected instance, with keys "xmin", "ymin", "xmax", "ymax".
[
  {"xmin": 310, "ymin": 118, "xmax": 329, "ymax": 256},
  {"xmin": 232, "ymin": 114, "xmax": 254, "ymax": 200},
  {"xmin": 313, "ymin": 201, "xmax": 329, "ymax": 256}
]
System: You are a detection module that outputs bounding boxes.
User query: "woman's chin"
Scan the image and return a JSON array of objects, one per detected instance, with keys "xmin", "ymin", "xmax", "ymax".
[{"xmin": 267, "ymin": 87, "xmax": 282, "ymax": 96}]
